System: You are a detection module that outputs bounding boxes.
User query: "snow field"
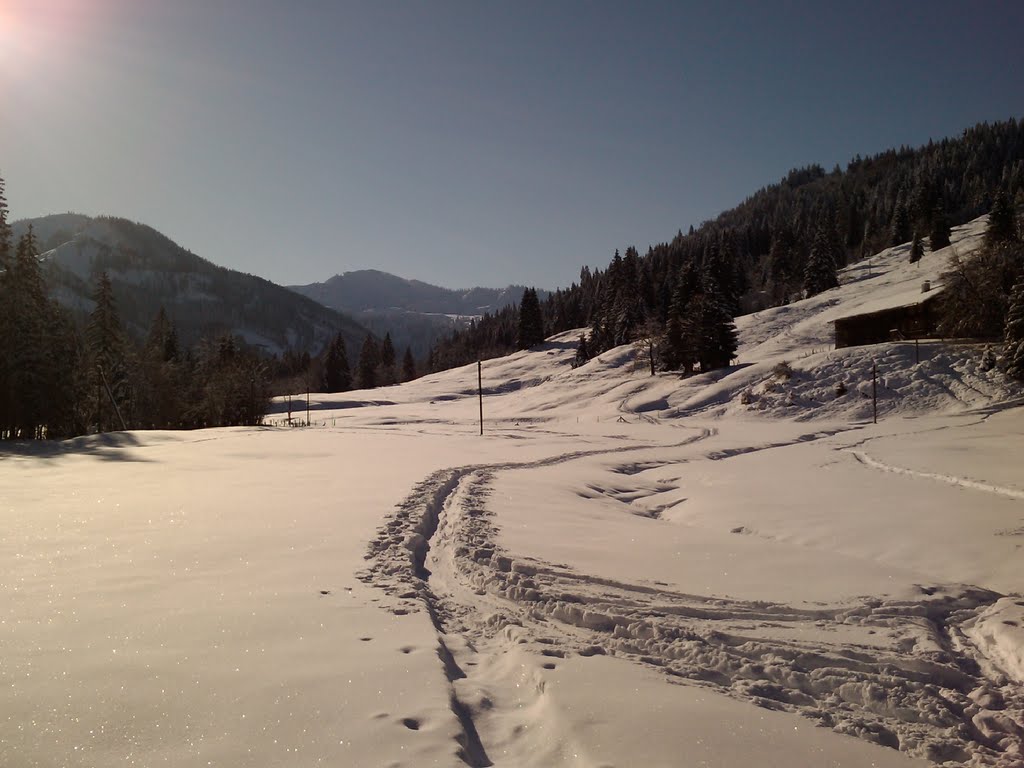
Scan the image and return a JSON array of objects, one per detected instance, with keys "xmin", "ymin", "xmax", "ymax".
[{"xmin": 4, "ymin": 213, "xmax": 1023, "ymax": 766}]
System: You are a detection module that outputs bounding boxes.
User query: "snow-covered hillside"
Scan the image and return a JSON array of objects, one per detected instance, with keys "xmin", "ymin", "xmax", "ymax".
[{"xmin": 3, "ymin": 216, "xmax": 1022, "ymax": 767}]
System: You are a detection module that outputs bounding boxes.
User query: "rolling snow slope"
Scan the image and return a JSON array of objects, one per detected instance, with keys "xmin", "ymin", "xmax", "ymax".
[{"xmin": 3, "ymin": 215, "xmax": 1023, "ymax": 767}]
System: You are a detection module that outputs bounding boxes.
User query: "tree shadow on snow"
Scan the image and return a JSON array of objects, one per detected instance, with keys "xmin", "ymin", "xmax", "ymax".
[{"xmin": 0, "ymin": 431, "xmax": 154, "ymax": 463}]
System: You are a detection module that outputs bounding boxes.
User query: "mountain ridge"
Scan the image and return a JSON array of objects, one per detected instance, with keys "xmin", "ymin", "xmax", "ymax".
[
  {"xmin": 11, "ymin": 213, "xmax": 369, "ymax": 358},
  {"xmin": 289, "ymin": 270, "xmax": 550, "ymax": 358},
  {"xmin": 289, "ymin": 269, "xmax": 548, "ymax": 315}
]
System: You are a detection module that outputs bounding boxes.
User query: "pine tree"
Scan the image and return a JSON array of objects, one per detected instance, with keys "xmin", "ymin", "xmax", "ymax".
[
  {"xmin": 401, "ymin": 346, "xmax": 416, "ymax": 382},
  {"xmin": 86, "ymin": 272, "xmax": 130, "ymax": 431},
  {"xmin": 323, "ymin": 332, "xmax": 351, "ymax": 392},
  {"xmin": 517, "ymin": 287, "xmax": 544, "ymax": 349},
  {"xmin": 0, "ymin": 173, "xmax": 11, "ymax": 269},
  {"xmin": 573, "ymin": 334, "xmax": 591, "ymax": 368},
  {"xmin": 929, "ymin": 202, "xmax": 951, "ymax": 251},
  {"xmin": 767, "ymin": 226, "xmax": 798, "ymax": 304},
  {"xmin": 8, "ymin": 227, "xmax": 50, "ymax": 437},
  {"xmin": 661, "ymin": 262, "xmax": 701, "ymax": 371},
  {"xmin": 0, "ymin": 173, "xmax": 12, "ymax": 437},
  {"xmin": 357, "ymin": 333, "xmax": 379, "ymax": 389},
  {"xmin": 986, "ymin": 190, "xmax": 1018, "ymax": 245},
  {"xmin": 909, "ymin": 232, "xmax": 924, "ymax": 264},
  {"xmin": 1005, "ymin": 274, "xmax": 1024, "ymax": 381},
  {"xmin": 891, "ymin": 194, "xmax": 912, "ymax": 246},
  {"xmin": 804, "ymin": 222, "xmax": 839, "ymax": 296},
  {"xmin": 380, "ymin": 332, "xmax": 396, "ymax": 385},
  {"xmin": 44, "ymin": 305, "xmax": 85, "ymax": 438},
  {"xmin": 0, "ymin": 181, "xmax": 85, "ymax": 439},
  {"xmin": 670, "ymin": 271, "xmax": 737, "ymax": 373},
  {"xmin": 137, "ymin": 307, "xmax": 182, "ymax": 428}
]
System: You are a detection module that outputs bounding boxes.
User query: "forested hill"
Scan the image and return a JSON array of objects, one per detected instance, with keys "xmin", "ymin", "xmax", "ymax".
[
  {"xmin": 289, "ymin": 269, "xmax": 549, "ymax": 360},
  {"xmin": 290, "ymin": 269, "xmax": 545, "ymax": 315},
  {"xmin": 11, "ymin": 214, "xmax": 368, "ymax": 357},
  {"xmin": 427, "ymin": 117, "xmax": 1024, "ymax": 372}
]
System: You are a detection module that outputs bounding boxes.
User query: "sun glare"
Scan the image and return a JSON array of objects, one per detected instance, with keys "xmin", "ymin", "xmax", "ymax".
[{"xmin": 0, "ymin": 1, "xmax": 92, "ymax": 77}]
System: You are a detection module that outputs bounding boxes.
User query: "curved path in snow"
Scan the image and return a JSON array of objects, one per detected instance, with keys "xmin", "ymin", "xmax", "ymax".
[
  {"xmin": 848, "ymin": 449, "xmax": 1024, "ymax": 501},
  {"xmin": 363, "ymin": 426, "xmax": 1024, "ymax": 768}
]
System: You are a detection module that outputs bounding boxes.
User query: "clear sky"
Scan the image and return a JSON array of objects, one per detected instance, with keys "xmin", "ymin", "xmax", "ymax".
[{"xmin": 2, "ymin": 1, "xmax": 1023, "ymax": 291}]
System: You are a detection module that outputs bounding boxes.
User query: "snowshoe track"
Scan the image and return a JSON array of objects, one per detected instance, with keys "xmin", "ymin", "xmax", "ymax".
[{"xmin": 362, "ymin": 428, "xmax": 1024, "ymax": 767}]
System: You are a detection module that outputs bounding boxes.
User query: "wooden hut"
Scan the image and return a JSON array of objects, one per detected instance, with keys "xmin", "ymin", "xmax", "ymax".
[{"xmin": 833, "ymin": 292, "xmax": 942, "ymax": 349}]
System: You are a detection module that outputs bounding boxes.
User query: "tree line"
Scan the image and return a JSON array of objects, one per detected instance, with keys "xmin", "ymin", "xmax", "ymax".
[
  {"xmin": 316, "ymin": 329, "xmax": 418, "ymax": 394},
  {"xmin": 0, "ymin": 177, "xmax": 274, "ymax": 439},
  {"xmin": 425, "ymin": 117, "xmax": 1024, "ymax": 376}
]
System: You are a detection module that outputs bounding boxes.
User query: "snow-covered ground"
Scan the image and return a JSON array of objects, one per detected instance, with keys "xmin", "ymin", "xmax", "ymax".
[{"xmin": 3, "ymin": 217, "xmax": 1023, "ymax": 767}]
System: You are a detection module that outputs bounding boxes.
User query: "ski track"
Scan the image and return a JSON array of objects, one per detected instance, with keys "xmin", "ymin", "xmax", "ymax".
[
  {"xmin": 848, "ymin": 450, "xmax": 1024, "ymax": 501},
  {"xmin": 362, "ymin": 427, "xmax": 1024, "ymax": 767}
]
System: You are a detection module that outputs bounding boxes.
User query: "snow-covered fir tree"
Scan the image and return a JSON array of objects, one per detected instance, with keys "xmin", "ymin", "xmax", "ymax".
[
  {"xmin": 804, "ymin": 222, "xmax": 839, "ymax": 296},
  {"xmin": 909, "ymin": 232, "xmax": 924, "ymax": 264},
  {"xmin": 1005, "ymin": 274, "xmax": 1024, "ymax": 381}
]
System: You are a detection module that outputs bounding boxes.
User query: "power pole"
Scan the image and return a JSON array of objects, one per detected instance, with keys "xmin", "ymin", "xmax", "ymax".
[
  {"xmin": 478, "ymin": 360, "xmax": 484, "ymax": 436},
  {"xmin": 872, "ymin": 362, "xmax": 878, "ymax": 424}
]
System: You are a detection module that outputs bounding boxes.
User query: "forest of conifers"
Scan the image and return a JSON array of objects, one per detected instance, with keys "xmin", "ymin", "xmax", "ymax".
[{"xmin": 427, "ymin": 118, "xmax": 1024, "ymax": 373}]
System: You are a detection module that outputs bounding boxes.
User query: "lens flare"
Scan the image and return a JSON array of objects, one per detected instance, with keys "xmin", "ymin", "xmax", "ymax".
[{"xmin": 0, "ymin": 1, "xmax": 95, "ymax": 79}]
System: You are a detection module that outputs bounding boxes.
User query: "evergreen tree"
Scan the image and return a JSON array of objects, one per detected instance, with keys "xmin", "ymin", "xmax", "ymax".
[
  {"xmin": 380, "ymin": 332, "xmax": 396, "ymax": 385},
  {"xmin": 357, "ymin": 333, "xmax": 380, "ymax": 389},
  {"xmin": 669, "ymin": 271, "xmax": 737, "ymax": 373},
  {"xmin": 1005, "ymin": 274, "xmax": 1024, "ymax": 381},
  {"xmin": 929, "ymin": 202, "xmax": 951, "ymax": 251},
  {"xmin": 86, "ymin": 272, "xmax": 130, "ymax": 431},
  {"xmin": 194, "ymin": 335, "xmax": 270, "ymax": 427},
  {"xmin": 804, "ymin": 222, "xmax": 839, "ymax": 296},
  {"xmin": 0, "ymin": 181, "xmax": 84, "ymax": 439},
  {"xmin": 401, "ymin": 346, "xmax": 416, "ymax": 382},
  {"xmin": 986, "ymin": 190, "xmax": 1018, "ymax": 245},
  {"xmin": 0, "ymin": 173, "xmax": 12, "ymax": 437},
  {"xmin": 44, "ymin": 305, "xmax": 85, "ymax": 438},
  {"xmin": 0, "ymin": 173, "xmax": 10, "ymax": 269},
  {"xmin": 137, "ymin": 307, "xmax": 183, "ymax": 428},
  {"xmin": 323, "ymin": 332, "xmax": 351, "ymax": 392},
  {"xmin": 661, "ymin": 262, "xmax": 701, "ymax": 371},
  {"xmin": 573, "ymin": 334, "xmax": 591, "ymax": 368},
  {"xmin": 891, "ymin": 193, "xmax": 912, "ymax": 246},
  {"xmin": 7, "ymin": 227, "xmax": 50, "ymax": 437},
  {"xmin": 517, "ymin": 287, "xmax": 544, "ymax": 349},
  {"xmin": 767, "ymin": 225, "xmax": 798, "ymax": 304},
  {"xmin": 909, "ymin": 232, "xmax": 924, "ymax": 264}
]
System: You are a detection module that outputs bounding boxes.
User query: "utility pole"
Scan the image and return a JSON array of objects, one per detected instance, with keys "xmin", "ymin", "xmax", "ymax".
[
  {"xmin": 306, "ymin": 382, "xmax": 310, "ymax": 427},
  {"xmin": 478, "ymin": 360, "xmax": 484, "ymax": 436},
  {"xmin": 872, "ymin": 362, "xmax": 878, "ymax": 424}
]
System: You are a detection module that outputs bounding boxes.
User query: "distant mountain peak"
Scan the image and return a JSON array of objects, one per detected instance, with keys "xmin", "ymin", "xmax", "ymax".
[
  {"xmin": 288, "ymin": 270, "xmax": 549, "ymax": 359},
  {"xmin": 290, "ymin": 270, "xmax": 548, "ymax": 315},
  {"xmin": 12, "ymin": 213, "xmax": 369, "ymax": 357}
]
